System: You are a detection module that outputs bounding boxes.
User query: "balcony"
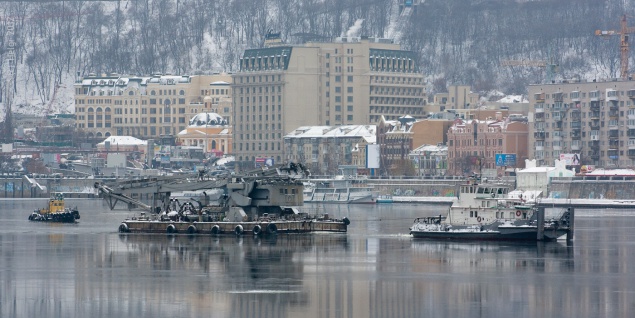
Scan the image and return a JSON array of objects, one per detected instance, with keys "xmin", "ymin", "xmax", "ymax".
[
  {"xmin": 609, "ymin": 131, "xmax": 619, "ymax": 139},
  {"xmin": 571, "ymin": 144, "xmax": 581, "ymax": 151},
  {"xmin": 609, "ymin": 141, "xmax": 619, "ymax": 150},
  {"xmin": 590, "ymin": 152, "xmax": 600, "ymax": 160},
  {"xmin": 628, "ymin": 89, "xmax": 635, "ymax": 99},
  {"xmin": 590, "ymin": 101, "xmax": 600, "ymax": 110},
  {"xmin": 609, "ymin": 100, "xmax": 619, "ymax": 110},
  {"xmin": 534, "ymin": 92, "xmax": 545, "ymax": 103},
  {"xmin": 590, "ymin": 122, "xmax": 600, "ymax": 130},
  {"xmin": 609, "ymin": 110, "xmax": 619, "ymax": 118},
  {"xmin": 589, "ymin": 112, "xmax": 600, "ymax": 119},
  {"xmin": 534, "ymin": 113, "xmax": 545, "ymax": 122},
  {"xmin": 570, "ymin": 131, "xmax": 581, "ymax": 139},
  {"xmin": 535, "ymin": 107, "xmax": 545, "ymax": 113},
  {"xmin": 629, "ymin": 150, "xmax": 635, "ymax": 158},
  {"xmin": 553, "ymin": 123, "xmax": 563, "ymax": 131},
  {"xmin": 589, "ymin": 90, "xmax": 600, "ymax": 102},
  {"xmin": 553, "ymin": 92, "xmax": 563, "ymax": 102},
  {"xmin": 606, "ymin": 89, "xmax": 618, "ymax": 102},
  {"xmin": 535, "ymin": 145, "xmax": 544, "ymax": 151},
  {"xmin": 629, "ymin": 139, "xmax": 635, "ymax": 150},
  {"xmin": 570, "ymin": 91, "xmax": 580, "ymax": 102},
  {"xmin": 534, "ymin": 131, "xmax": 546, "ymax": 140}
]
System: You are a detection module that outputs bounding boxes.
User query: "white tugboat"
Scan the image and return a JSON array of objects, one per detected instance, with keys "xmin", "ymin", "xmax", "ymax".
[{"xmin": 409, "ymin": 179, "xmax": 573, "ymax": 241}]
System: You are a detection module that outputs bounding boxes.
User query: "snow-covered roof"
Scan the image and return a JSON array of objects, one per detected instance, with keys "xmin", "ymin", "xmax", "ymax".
[
  {"xmin": 496, "ymin": 95, "xmax": 528, "ymax": 103},
  {"xmin": 98, "ymin": 136, "xmax": 147, "ymax": 146},
  {"xmin": 188, "ymin": 112, "xmax": 228, "ymax": 126},
  {"xmin": 286, "ymin": 125, "xmax": 376, "ymax": 143},
  {"xmin": 585, "ymin": 168, "xmax": 635, "ymax": 176}
]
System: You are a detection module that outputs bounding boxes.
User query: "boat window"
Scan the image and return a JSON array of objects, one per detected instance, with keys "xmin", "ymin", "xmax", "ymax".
[
  {"xmin": 292, "ymin": 188, "xmax": 296, "ymax": 194},
  {"xmin": 498, "ymin": 188, "xmax": 504, "ymax": 194},
  {"xmin": 280, "ymin": 189, "xmax": 284, "ymax": 195},
  {"xmin": 474, "ymin": 211, "xmax": 478, "ymax": 218},
  {"xmin": 510, "ymin": 212, "xmax": 514, "ymax": 218},
  {"xmin": 477, "ymin": 187, "xmax": 484, "ymax": 194},
  {"xmin": 470, "ymin": 211, "xmax": 474, "ymax": 217},
  {"xmin": 496, "ymin": 212, "xmax": 500, "ymax": 218}
]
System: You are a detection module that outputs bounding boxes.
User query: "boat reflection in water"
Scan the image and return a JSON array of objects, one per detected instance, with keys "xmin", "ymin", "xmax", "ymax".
[{"xmin": 112, "ymin": 233, "xmax": 350, "ymax": 314}]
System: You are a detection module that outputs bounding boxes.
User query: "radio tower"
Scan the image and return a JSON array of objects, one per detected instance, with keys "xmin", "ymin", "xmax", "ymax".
[{"xmin": 1, "ymin": 14, "xmax": 16, "ymax": 143}]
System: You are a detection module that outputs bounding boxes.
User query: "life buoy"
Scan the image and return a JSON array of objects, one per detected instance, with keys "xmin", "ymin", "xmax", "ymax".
[
  {"xmin": 187, "ymin": 225, "xmax": 197, "ymax": 234},
  {"xmin": 253, "ymin": 224, "xmax": 262, "ymax": 235},
  {"xmin": 119, "ymin": 223, "xmax": 129, "ymax": 233},
  {"xmin": 477, "ymin": 216, "xmax": 482, "ymax": 223},
  {"xmin": 211, "ymin": 224, "xmax": 221, "ymax": 235},
  {"xmin": 267, "ymin": 223, "xmax": 278, "ymax": 235},
  {"xmin": 342, "ymin": 217, "xmax": 351, "ymax": 226},
  {"xmin": 516, "ymin": 210, "xmax": 521, "ymax": 217},
  {"xmin": 234, "ymin": 224, "xmax": 244, "ymax": 236}
]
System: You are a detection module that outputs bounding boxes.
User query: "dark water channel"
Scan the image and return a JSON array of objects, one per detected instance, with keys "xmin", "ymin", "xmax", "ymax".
[{"xmin": 0, "ymin": 198, "xmax": 634, "ymax": 318}]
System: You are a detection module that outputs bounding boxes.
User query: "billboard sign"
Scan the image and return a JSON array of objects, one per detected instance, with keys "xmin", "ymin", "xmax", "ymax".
[
  {"xmin": 255, "ymin": 157, "xmax": 274, "ymax": 168},
  {"xmin": 495, "ymin": 154, "xmax": 517, "ymax": 167},
  {"xmin": 559, "ymin": 153, "xmax": 580, "ymax": 166},
  {"xmin": 366, "ymin": 144, "xmax": 380, "ymax": 169}
]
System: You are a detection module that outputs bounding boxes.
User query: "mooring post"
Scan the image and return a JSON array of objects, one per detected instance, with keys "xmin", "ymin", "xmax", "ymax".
[
  {"xmin": 536, "ymin": 206, "xmax": 545, "ymax": 241},
  {"xmin": 567, "ymin": 207, "xmax": 575, "ymax": 242}
]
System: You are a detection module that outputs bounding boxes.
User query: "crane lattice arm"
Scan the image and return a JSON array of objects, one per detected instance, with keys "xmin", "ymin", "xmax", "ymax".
[{"xmin": 595, "ymin": 15, "xmax": 635, "ymax": 80}]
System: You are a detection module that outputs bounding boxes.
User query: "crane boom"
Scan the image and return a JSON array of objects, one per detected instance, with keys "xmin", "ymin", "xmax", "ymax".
[{"xmin": 595, "ymin": 15, "xmax": 635, "ymax": 80}]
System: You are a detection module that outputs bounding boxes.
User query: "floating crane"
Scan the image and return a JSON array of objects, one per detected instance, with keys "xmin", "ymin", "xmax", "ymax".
[{"xmin": 595, "ymin": 15, "xmax": 635, "ymax": 80}]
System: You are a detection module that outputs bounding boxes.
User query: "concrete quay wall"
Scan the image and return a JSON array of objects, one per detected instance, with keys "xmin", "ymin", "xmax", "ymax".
[{"xmin": 549, "ymin": 178, "xmax": 635, "ymax": 200}]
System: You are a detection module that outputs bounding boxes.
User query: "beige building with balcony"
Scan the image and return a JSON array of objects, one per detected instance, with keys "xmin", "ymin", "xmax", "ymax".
[
  {"xmin": 232, "ymin": 37, "xmax": 426, "ymax": 168},
  {"xmin": 528, "ymin": 79, "xmax": 635, "ymax": 167},
  {"xmin": 74, "ymin": 73, "xmax": 232, "ymax": 142}
]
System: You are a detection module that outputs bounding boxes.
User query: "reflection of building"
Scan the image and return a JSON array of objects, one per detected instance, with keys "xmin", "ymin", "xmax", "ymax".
[
  {"xmin": 176, "ymin": 112, "xmax": 232, "ymax": 155},
  {"xmin": 528, "ymin": 79, "xmax": 635, "ymax": 167},
  {"xmin": 74, "ymin": 73, "xmax": 232, "ymax": 141},
  {"xmin": 283, "ymin": 125, "xmax": 376, "ymax": 174},
  {"xmin": 447, "ymin": 114, "xmax": 528, "ymax": 176}
]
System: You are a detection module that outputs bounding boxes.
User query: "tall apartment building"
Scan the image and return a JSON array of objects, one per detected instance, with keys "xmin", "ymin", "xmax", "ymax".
[
  {"xmin": 447, "ymin": 116, "xmax": 528, "ymax": 176},
  {"xmin": 528, "ymin": 80, "xmax": 635, "ymax": 167},
  {"xmin": 74, "ymin": 73, "xmax": 231, "ymax": 142},
  {"xmin": 232, "ymin": 37, "xmax": 426, "ymax": 168}
]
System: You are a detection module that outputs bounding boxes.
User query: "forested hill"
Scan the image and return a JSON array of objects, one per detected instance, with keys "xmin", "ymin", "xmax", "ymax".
[{"xmin": 0, "ymin": 0, "xmax": 633, "ymax": 116}]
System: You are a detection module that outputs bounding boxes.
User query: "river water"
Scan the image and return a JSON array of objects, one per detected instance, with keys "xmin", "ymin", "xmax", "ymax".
[{"xmin": 0, "ymin": 198, "xmax": 634, "ymax": 318}]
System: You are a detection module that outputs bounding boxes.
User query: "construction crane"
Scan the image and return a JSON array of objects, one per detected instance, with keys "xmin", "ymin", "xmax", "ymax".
[
  {"xmin": 595, "ymin": 14, "xmax": 635, "ymax": 80},
  {"xmin": 501, "ymin": 59, "xmax": 558, "ymax": 83}
]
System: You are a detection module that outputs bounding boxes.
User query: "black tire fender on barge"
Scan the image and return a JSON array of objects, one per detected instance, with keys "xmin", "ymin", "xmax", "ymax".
[
  {"xmin": 211, "ymin": 224, "xmax": 221, "ymax": 235},
  {"xmin": 234, "ymin": 224, "xmax": 244, "ymax": 236},
  {"xmin": 119, "ymin": 223, "xmax": 129, "ymax": 233},
  {"xmin": 253, "ymin": 224, "xmax": 262, "ymax": 235},
  {"xmin": 166, "ymin": 224, "xmax": 177, "ymax": 234},
  {"xmin": 187, "ymin": 225, "xmax": 197, "ymax": 234},
  {"xmin": 343, "ymin": 217, "xmax": 351, "ymax": 226},
  {"xmin": 266, "ymin": 223, "xmax": 278, "ymax": 235}
]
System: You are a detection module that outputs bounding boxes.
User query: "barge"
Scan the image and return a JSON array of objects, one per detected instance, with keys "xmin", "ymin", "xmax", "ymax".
[{"xmin": 96, "ymin": 163, "xmax": 350, "ymax": 235}]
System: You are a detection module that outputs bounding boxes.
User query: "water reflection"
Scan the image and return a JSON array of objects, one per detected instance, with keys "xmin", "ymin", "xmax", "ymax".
[{"xmin": 2, "ymin": 200, "xmax": 635, "ymax": 317}]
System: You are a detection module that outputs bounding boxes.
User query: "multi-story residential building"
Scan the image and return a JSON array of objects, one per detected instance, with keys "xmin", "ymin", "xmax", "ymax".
[
  {"xmin": 74, "ymin": 73, "xmax": 231, "ymax": 142},
  {"xmin": 528, "ymin": 79, "xmax": 635, "ymax": 167},
  {"xmin": 283, "ymin": 125, "xmax": 376, "ymax": 175},
  {"xmin": 447, "ymin": 114, "xmax": 528, "ymax": 176},
  {"xmin": 232, "ymin": 37, "xmax": 426, "ymax": 169},
  {"xmin": 377, "ymin": 116, "xmax": 414, "ymax": 176},
  {"xmin": 431, "ymin": 85, "xmax": 480, "ymax": 111}
]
